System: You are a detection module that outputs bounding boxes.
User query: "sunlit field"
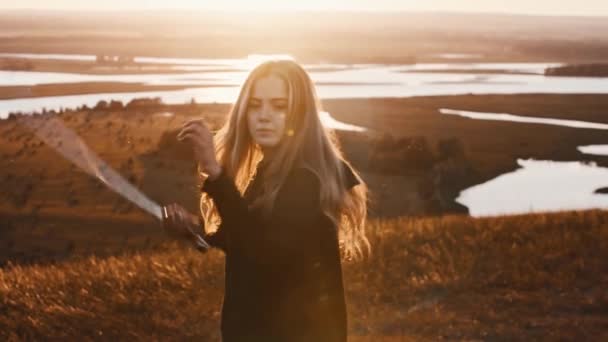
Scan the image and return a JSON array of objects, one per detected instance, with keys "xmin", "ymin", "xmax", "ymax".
[{"xmin": 2, "ymin": 210, "xmax": 607, "ymax": 340}]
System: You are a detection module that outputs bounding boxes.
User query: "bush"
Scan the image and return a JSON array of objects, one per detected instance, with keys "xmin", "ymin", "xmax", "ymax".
[
  {"xmin": 437, "ymin": 138, "xmax": 466, "ymax": 162},
  {"xmin": 126, "ymin": 97, "xmax": 164, "ymax": 110},
  {"xmin": 369, "ymin": 134, "xmax": 435, "ymax": 173},
  {"xmin": 94, "ymin": 100, "xmax": 108, "ymax": 111},
  {"xmin": 108, "ymin": 100, "xmax": 124, "ymax": 110}
]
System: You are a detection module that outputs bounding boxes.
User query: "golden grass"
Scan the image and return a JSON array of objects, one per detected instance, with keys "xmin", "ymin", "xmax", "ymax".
[{"xmin": 2, "ymin": 209, "xmax": 608, "ymax": 340}]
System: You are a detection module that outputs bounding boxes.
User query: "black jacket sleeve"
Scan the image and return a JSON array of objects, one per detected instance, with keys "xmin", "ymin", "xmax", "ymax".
[
  {"xmin": 200, "ymin": 167, "xmax": 324, "ymax": 267},
  {"xmin": 202, "ymin": 223, "xmax": 227, "ymax": 252}
]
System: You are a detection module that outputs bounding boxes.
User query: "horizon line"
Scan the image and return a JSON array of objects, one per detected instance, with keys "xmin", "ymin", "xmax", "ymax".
[{"xmin": 1, "ymin": 8, "xmax": 608, "ymax": 19}]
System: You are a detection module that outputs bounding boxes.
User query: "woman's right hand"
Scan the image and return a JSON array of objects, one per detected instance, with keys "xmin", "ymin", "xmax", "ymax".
[
  {"xmin": 177, "ymin": 119, "xmax": 223, "ymax": 181},
  {"xmin": 162, "ymin": 203, "xmax": 201, "ymax": 240}
]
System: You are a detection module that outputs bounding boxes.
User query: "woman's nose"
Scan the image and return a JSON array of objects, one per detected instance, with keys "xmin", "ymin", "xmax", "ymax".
[
  {"xmin": 259, "ymin": 113, "xmax": 270, "ymax": 123},
  {"xmin": 259, "ymin": 105, "xmax": 272, "ymax": 121}
]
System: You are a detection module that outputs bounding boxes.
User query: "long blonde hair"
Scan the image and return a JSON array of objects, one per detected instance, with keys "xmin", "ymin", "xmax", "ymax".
[{"xmin": 200, "ymin": 59, "xmax": 371, "ymax": 261}]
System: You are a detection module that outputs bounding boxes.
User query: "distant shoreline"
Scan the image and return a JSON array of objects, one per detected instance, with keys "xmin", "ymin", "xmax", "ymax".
[
  {"xmin": 1, "ymin": 9, "xmax": 608, "ymax": 20},
  {"xmin": 545, "ymin": 63, "xmax": 608, "ymax": 77},
  {"xmin": 0, "ymin": 83, "xmax": 212, "ymax": 100}
]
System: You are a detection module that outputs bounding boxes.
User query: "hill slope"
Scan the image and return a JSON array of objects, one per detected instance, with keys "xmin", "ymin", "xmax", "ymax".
[{"xmin": 2, "ymin": 210, "xmax": 607, "ymax": 340}]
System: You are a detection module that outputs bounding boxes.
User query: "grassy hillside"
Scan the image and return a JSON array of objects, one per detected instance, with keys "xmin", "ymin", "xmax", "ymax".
[{"xmin": 2, "ymin": 210, "xmax": 607, "ymax": 340}]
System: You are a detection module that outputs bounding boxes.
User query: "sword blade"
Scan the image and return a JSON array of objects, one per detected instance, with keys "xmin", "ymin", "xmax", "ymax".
[{"xmin": 18, "ymin": 116, "xmax": 163, "ymax": 220}]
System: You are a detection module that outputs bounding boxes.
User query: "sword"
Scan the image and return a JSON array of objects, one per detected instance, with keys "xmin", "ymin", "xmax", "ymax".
[{"xmin": 18, "ymin": 115, "xmax": 210, "ymax": 251}]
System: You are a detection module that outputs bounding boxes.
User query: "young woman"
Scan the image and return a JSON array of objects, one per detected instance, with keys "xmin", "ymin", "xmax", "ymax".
[{"xmin": 164, "ymin": 59, "xmax": 370, "ymax": 342}]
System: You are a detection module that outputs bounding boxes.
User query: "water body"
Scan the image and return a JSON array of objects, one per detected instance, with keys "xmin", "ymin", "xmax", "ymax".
[
  {"xmin": 4, "ymin": 54, "xmax": 608, "ymax": 216},
  {"xmin": 0, "ymin": 53, "xmax": 96, "ymax": 61},
  {"xmin": 0, "ymin": 91, "xmax": 366, "ymax": 132},
  {"xmin": 3, "ymin": 68, "xmax": 608, "ymax": 119},
  {"xmin": 457, "ymin": 159, "xmax": 608, "ymax": 217},
  {"xmin": 0, "ymin": 53, "xmax": 277, "ymax": 65},
  {"xmin": 578, "ymin": 145, "xmax": 608, "ymax": 156},
  {"xmin": 0, "ymin": 66, "xmax": 569, "ymax": 87},
  {"xmin": 439, "ymin": 109, "xmax": 608, "ymax": 130},
  {"xmin": 3, "ymin": 55, "xmax": 608, "ymax": 118},
  {"xmin": 389, "ymin": 63, "xmax": 561, "ymax": 74},
  {"xmin": 431, "ymin": 53, "xmax": 485, "ymax": 59},
  {"xmin": 440, "ymin": 108, "xmax": 608, "ymax": 216}
]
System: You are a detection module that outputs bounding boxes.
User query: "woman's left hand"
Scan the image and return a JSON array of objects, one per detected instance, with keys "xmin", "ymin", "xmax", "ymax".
[
  {"xmin": 162, "ymin": 203, "xmax": 200, "ymax": 240},
  {"xmin": 177, "ymin": 119, "xmax": 222, "ymax": 179}
]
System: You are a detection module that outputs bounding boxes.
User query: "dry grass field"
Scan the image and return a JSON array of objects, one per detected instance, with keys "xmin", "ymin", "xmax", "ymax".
[{"xmin": 2, "ymin": 210, "xmax": 607, "ymax": 340}]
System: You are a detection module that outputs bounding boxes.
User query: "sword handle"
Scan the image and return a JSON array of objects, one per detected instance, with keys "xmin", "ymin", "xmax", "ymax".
[{"xmin": 161, "ymin": 205, "xmax": 210, "ymax": 252}]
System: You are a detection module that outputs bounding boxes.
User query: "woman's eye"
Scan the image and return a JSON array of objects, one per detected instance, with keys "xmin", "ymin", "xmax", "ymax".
[
  {"xmin": 274, "ymin": 103, "xmax": 287, "ymax": 110},
  {"xmin": 248, "ymin": 101, "xmax": 260, "ymax": 109}
]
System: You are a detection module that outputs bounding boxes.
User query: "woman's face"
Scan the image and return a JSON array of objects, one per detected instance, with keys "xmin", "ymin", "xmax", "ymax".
[{"xmin": 246, "ymin": 74, "xmax": 288, "ymax": 150}]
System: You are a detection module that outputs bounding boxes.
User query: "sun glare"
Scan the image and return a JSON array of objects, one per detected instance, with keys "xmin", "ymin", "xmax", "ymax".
[
  {"xmin": 148, "ymin": 0, "xmax": 352, "ymax": 11},
  {"xmin": 246, "ymin": 54, "xmax": 294, "ymax": 63}
]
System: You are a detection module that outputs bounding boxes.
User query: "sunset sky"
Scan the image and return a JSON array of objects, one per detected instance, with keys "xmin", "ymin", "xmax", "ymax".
[{"xmin": 2, "ymin": 0, "xmax": 608, "ymax": 17}]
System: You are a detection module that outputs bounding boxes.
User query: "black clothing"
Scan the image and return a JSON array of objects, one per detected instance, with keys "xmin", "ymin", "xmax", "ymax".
[{"xmin": 201, "ymin": 161, "xmax": 359, "ymax": 342}]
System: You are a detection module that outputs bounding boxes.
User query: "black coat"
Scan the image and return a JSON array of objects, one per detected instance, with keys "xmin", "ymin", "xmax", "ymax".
[{"xmin": 201, "ymin": 160, "xmax": 359, "ymax": 342}]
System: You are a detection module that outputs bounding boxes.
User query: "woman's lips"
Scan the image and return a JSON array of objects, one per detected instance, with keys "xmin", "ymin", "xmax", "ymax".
[{"xmin": 257, "ymin": 129, "xmax": 274, "ymax": 134}]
